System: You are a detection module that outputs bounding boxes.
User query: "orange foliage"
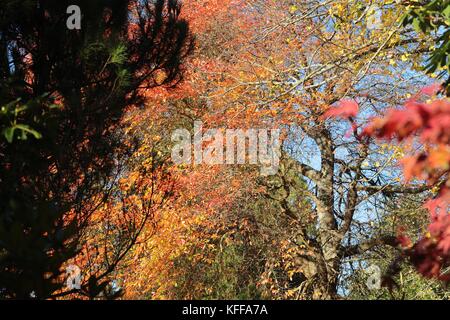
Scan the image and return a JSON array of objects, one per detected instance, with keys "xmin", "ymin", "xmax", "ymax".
[{"xmin": 109, "ymin": 0, "xmax": 264, "ymax": 298}]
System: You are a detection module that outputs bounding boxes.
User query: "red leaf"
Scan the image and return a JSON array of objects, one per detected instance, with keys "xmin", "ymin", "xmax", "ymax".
[
  {"xmin": 322, "ymin": 99, "xmax": 359, "ymax": 120},
  {"xmin": 398, "ymin": 234, "xmax": 412, "ymax": 248},
  {"xmin": 421, "ymin": 83, "xmax": 443, "ymax": 96}
]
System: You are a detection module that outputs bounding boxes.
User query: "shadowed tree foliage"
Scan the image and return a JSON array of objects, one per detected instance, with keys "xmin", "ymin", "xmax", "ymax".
[
  {"xmin": 402, "ymin": 0, "xmax": 450, "ymax": 93},
  {"xmin": 0, "ymin": 0, "xmax": 192, "ymax": 299}
]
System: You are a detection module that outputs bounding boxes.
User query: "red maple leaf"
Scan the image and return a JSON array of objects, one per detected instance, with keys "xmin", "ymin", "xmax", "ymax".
[
  {"xmin": 420, "ymin": 83, "xmax": 443, "ymax": 96},
  {"xmin": 322, "ymin": 99, "xmax": 359, "ymax": 120}
]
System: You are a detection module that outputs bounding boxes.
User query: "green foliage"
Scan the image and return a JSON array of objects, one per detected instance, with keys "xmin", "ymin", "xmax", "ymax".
[
  {"xmin": 345, "ymin": 195, "xmax": 450, "ymax": 300},
  {"xmin": 402, "ymin": 0, "xmax": 450, "ymax": 89},
  {"xmin": 0, "ymin": 95, "xmax": 61, "ymax": 143},
  {"xmin": 348, "ymin": 261, "xmax": 450, "ymax": 300},
  {"xmin": 171, "ymin": 239, "xmax": 262, "ymax": 300}
]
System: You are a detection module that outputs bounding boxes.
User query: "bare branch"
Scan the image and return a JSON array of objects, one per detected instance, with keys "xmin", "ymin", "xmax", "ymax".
[{"xmin": 342, "ymin": 235, "xmax": 400, "ymax": 258}]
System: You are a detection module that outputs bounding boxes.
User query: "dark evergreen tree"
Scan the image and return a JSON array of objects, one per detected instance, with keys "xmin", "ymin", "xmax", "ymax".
[{"xmin": 0, "ymin": 0, "xmax": 192, "ymax": 299}]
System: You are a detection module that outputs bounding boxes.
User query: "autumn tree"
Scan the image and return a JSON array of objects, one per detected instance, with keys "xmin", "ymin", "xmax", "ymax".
[
  {"xmin": 194, "ymin": 0, "xmax": 442, "ymax": 299},
  {"xmin": 109, "ymin": 0, "xmax": 278, "ymax": 299},
  {"xmin": 114, "ymin": 0, "xmax": 447, "ymax": 300},
  {"xmin": 15, "ymin": 0, "xmax": 447, "ymax": 301}
]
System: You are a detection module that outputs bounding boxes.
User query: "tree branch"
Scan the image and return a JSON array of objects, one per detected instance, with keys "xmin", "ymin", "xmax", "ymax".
[
  {"xmin": 342, "ymin": 235, "xmax": 400, "ymax": 258},
  {"xmin": 357, "ymin": 184, "xmax": 431, "ymax": 196}
]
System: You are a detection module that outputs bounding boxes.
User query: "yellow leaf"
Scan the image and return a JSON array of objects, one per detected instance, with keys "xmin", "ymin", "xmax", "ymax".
[{"xmin": 289, "ymin": 5, "xmax": 298, "ymax": 14}]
